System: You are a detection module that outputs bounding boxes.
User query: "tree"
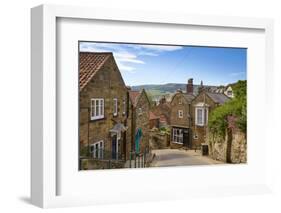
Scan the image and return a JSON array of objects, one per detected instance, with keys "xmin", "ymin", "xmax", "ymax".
[{"xmin": 208, "ymin": 80, "xmax": 247, "ymax": 136}]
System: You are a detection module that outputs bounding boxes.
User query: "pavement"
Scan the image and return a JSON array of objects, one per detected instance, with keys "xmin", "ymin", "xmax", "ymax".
[{"xmin": 150, "ymin": 148, "xmax": 223, "ymax": 167}]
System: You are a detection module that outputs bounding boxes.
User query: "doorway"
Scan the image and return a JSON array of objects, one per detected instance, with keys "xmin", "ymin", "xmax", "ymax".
[
  {"xmin": 112, "ymin": 135, "xmax": 118, "ymax": 160},
  {"xmin": 183, "ymin": 128, "xmax": 191, "ymax": 149}
]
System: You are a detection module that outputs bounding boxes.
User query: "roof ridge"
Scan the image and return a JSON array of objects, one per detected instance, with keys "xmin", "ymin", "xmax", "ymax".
[{"xmin": 80, "ymin": 51, "xmax": 113, "ymax": 55}]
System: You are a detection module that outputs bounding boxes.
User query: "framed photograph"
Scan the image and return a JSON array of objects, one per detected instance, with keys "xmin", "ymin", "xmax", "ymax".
[{"xmin": 31, "ymin": 4, "xmax": 274, "ymax": 208}]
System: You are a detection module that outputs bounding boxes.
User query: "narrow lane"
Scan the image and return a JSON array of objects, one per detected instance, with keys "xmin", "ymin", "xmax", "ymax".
[{"xmin": 150, "ymin": 149, "xmax": 222, "ymax": 167}]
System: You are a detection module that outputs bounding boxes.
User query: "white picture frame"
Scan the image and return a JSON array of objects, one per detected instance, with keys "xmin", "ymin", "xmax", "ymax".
[{"xmin": 31, "ymin": 4, "xmax": 274, "ymax": 208}]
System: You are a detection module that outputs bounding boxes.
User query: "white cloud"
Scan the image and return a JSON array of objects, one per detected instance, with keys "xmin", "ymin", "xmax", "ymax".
[
  {"xmin": 138, "ymin": 51, "xmax": 159, "ymax": 56},
  {"xmin": 114, "ymin": 52, "xmax": 145, "ymax": 64},
  {"xmin": 138, "ymin": 44, "xmax": 183, "ymax": 52},
  {"xmin": 118, "ymin": 57, "xmax": 145, "ymax": 64},
  {"xmin": 79, "ymin": 42, "xmax": 183, "ymax": 74},
  {"xmin": 116, "ymin": 61, "xmax": 136, "ymax": 73}
]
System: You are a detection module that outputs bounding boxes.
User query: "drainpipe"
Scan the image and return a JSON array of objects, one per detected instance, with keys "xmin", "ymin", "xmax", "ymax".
[{"xmin": 188, "ymin": 103, "xmax": 192, "ymax": 148}]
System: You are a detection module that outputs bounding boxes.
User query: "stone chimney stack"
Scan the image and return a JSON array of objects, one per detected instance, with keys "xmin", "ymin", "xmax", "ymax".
[
  {"xmin": 186, "ymin": 78, "xmax": 193, "ymax": 94},
  {"xmin": 176, "ymin": 89, "xmax": 183, "ymax": 93},
  {"xmin": 159, "ymin": 96, "xmax": 166, "ymax": 104},
  {"xmin": 198, "ymin": 80, "xmax": 204, "ymax": 93}
]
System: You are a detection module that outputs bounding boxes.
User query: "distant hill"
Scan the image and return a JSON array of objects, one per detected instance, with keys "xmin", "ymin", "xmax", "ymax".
[
  {"xmin": 131, "ymin": 83, "xmax": 220, "ymax": 102},
  {"xmin": 132, "ymin": 83, "xmax": 187, "ymax": 93}
]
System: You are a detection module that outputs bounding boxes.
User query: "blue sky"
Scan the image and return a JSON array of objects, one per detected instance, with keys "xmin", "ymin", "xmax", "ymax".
[{"xmin": 80, "ymin": 42, "xmax": 246, "ymax": 86}]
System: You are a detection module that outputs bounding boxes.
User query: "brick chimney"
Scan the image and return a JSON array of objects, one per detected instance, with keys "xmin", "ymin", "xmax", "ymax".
[{"xmin": 186, "ymin": 78, "xmax": 193, "ymax": 94}]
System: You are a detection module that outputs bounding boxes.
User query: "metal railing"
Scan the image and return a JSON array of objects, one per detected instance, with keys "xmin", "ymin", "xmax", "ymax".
[
  {"xmin": 79, "ymin": 148, "xmax": 126, "ymax": 170},
  {"xmin": 89, "ymin": 148, "xmax": 123, "ymax": 161},
  {"xmin": 80, "ymin": 146, "xmax": 152, "ymax": 170},
  {"xmin": 128, "ymin": 147, "xmax": 150, "ymax": 168}
]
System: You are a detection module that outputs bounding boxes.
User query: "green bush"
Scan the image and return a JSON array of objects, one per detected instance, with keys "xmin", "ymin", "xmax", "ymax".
[
  {"xmin": 159, "ymin": 126, "xmax": 170, "ymax": 134},
  {"xmin": 208, "ymin": 80, "xmax": 247, "ymax": 136}
]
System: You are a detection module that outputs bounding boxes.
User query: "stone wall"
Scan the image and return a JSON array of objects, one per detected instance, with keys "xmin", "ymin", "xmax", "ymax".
[
  {"xmin": 134, "ymin": 90, "xmax": 151, "ymax": 153},
  {"xmin": 208, "ymin": 128, "xmax": 247, "ymax": 163},
  {"xmin": 79, "ymin": 55, "xmax": 132, "ymax": 167},
  {"xmin": 170, "ymin": 92, "xmax": 191, "ymax": 128},
  {"xmin": 149, "ymin": 130, "xmax": 170, "ymax": 149},
  {"xmin": 151, "ymin": 98, "xmax": 171, "ymax": 126},
  {"xmin": 170, "ymin": 141, "xmax": 184, "ymax": 149},
  {"xmin": 80, "ymin": 158, "xmax": 125, "ymax": 170}
]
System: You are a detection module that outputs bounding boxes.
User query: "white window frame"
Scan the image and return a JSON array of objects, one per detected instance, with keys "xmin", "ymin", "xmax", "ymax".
[
  {"xmin": 90, "ymin": 140, "xmax": 104, "ymax": 159},
  {"xmin": 179, "ymin": 98, "xmax": 182, "ymax": 105},
  {"xmin": 172, "ymin": 128, "xmax": 183, "ymax": 144},
  {"xmin": 195, "ymin": 107, "xmax": 208, "ymax": 126},
  {"xmin": 138, "ymin": 107, "xmax": 143, "ymax": 115},
  {"xmin": 113, "ymin": 98, "xmax": 118, "ymax": 116},
  {"xmin": 122, "ymin": 97, "xmax": 126, "ymax": 115},
  {"xmin": 90, "ymin": 98, "xmax": 104, "ymax": 120},
  {"xmin": 227, "ymin": 90, "xmax": 233, "ymax": 97},
  {"xmin": 178, "ymin": 110, "xmax": 183, "ymax": 118}
]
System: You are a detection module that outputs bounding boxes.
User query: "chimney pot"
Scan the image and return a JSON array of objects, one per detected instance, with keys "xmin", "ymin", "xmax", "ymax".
[{"xmin": 186, "ymin": 78, "xmax": 194, "ymax": 94}]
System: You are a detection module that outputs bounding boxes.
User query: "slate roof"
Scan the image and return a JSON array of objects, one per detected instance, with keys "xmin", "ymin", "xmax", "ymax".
[
  {"xmin": 170, "ymin": 91, "xmax": 195, "ymax": 105},
  {"xmin": 183, "ymin": 93, "xmax": 196, "ymax": 102},
  {"xmin": 206, "ymin": 92, "xmax": 230, "ymax": 104},
  {"xmin": 79, "ymin": 52, "xmax": 112, "ymax": 91}
]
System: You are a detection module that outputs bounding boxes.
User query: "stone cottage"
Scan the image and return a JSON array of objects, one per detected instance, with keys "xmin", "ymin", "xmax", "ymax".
[
  {"xmin": 129, "ymin": 89, "xmax": 151, "ymax": 154},
  {"xmin": 151, "ymin": 96, "xmax": 171, "ymax": 128},
  {"xmin": 191, "ymin": 87, "xmax": 230, "ymax": 147},
  {"xmin": 79, "ymin": 52, "xmax": 132, "ymax": 166},
  {"xmin": 149, "ymin": 111, "xmax": 160, "ymax": 129},
  {"xmin": 169, "ymin": 80, "xmax": 195, "ymax": 149},
  {"xmin": 224, "ymin": 84, "xmax": 234, "ymax": 98}
]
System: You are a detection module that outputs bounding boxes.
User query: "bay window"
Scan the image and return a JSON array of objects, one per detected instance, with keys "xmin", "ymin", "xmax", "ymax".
[{"xmin": 195, "ymin": 107, "xmax": 208, "ymax": 126}]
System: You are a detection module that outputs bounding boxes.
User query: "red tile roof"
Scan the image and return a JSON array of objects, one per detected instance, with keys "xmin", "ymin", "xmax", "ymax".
[
  {"xmin": 79, "ymin": 52, "xmax": 112, "ymax": 91},
  {"xmin": 149, "ymin": 111, "xmax": 160, "ymax": 120},
  {"xmin": 129, "ymin": 91, "xmax": 140, "ymax": 107}
]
